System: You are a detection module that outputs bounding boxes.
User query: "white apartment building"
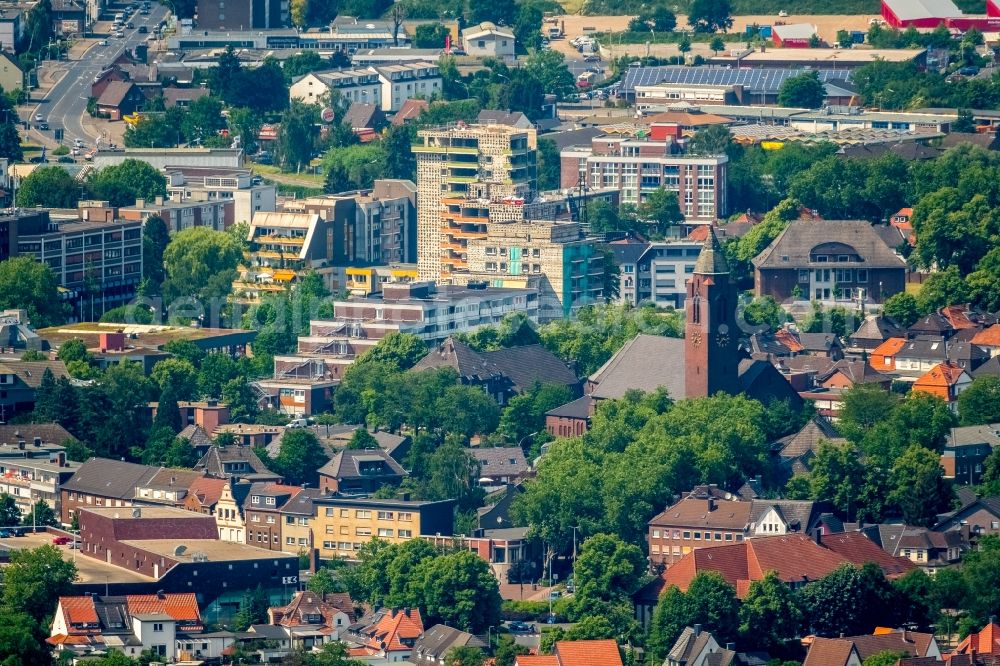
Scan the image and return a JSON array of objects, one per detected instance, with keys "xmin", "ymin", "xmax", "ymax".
[{"xmin": 289, "ymin": 68, "xmax": 382, "ymax": 106}]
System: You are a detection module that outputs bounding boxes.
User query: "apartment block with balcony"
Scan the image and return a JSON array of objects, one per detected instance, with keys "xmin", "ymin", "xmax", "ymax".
[
  {"xmin": 311, "ymin": 496, "xmax": 455, "ymax": 560},
  {"xmin": 10, "ymin": 209, "xmax": 143, "ymax": 321},
  {"xmin": 232, "ymin": 212, "xmax": 331, "ymax": 303},
  {"xmin": 0, "ymin": 439, "xmax": 78, "ymax": 521},
  {"xmin": 413, "ymin": 124, "xmax": 537, "ymax": 281},
  {"xmin": 119, "ymin": 197, "xmax": 234, "ymax": 233},
  {"xmin": 615, "ymin": 240, "xmax": 705, "ymax": 307},
  {"xmin": 560, "ymin": 131, "xmax": 727, "ymax": 223},
  {"xmin": 466, "ymin": 220, "xmax": 603, "ymax": 320}
]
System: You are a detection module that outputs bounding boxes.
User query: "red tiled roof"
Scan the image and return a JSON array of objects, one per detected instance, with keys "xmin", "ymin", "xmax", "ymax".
[
  {"xmin": 972, "ymin": 325, "xmax": 1000, "ymax": 348},
  {"xmin": 554, "ymin": 640, "xmax": 623, "ymax": 666},
  {"xmin": 515, "ymin": 657, "xmax": 560, "ymax": 666},
  {"xmin": 59, "ymin": 596, "xmax": 99, "ymax": 627},
  {"xmin": 819, "ymin": 532, "xmax": 915, "ymax": 578},
  {"xmin": 804, "ymin": 637, "xmax": 860, "ymax": 666},
  {"xmin": 127, "ymin": 593, "xmax": 202, "ymax": 627},
  {"xmin": 663, "ymin": 535, "xmax": 848, "ymax": 598},
  {"xmin": 775, "ymin": 328, "xmax": 805, "ymax": 353},
  {"xmin": 914, "ymin": 362, "xmax": 967, "ymax": 388},
  {"xmin": 365, "ymin": 608, "xmax": 423, "ymax": 653},
  {"xmin": 186, "ymin": 477, "xmax": 227, "ymax": 508},
  {"xmin": 872, "ymin": 337, "xmax": 907, "ymax": 357},
  {"xmin": 941, "ymin": 306, "xmax": 977, "ymax": 330},
  {"xmin": 956, "ymin": 621, "xmax": 1000, "ymax": 656}
]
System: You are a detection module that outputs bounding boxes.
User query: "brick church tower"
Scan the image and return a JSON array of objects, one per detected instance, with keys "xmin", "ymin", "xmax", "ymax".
[{"xmin": 685, "ymin": 227, "xmax": 741, "ymax": 398}]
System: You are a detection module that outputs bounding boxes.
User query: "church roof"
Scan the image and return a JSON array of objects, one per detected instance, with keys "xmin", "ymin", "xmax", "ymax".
[{"xmin": 694, "ymin": 226, "xmax": 730, "ymax": 275}]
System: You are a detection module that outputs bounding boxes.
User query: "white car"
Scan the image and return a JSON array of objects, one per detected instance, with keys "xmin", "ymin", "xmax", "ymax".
[
  {"xmin": 778, "ymin": 10, "xmax": 788, "ymax": 16},
  {"xmin": 34, "ymin": 113, "xmax": 43, "ymax": 122},
  {"xmin": 98, "ymin": 39, "xmax": 108, "ymax": 45}
]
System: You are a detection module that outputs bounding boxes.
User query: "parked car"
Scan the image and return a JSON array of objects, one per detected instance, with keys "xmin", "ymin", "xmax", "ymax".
[
  {"xmin": 0, "ymin": 529, "xmax": 12, "ymax": 538},
  {"xmin": 778, "ymin": 10, "xmax": 788, "ymax": 16},
  {"xmin": 34, "ymin": 113, "xmax": 43, "ymax": 122},
  {"xmin": 37, "ymin": 121, "xmax": 49, "ymax": 130},
  {"xmin": 544, "ymin": 614, "xmax": 566, "ymax": 624},
  {"xmin": 98, "ymin": 39, "xmax": 108, "ymax": 46},
  {"xmin": 126, "ymin": 21, "xmax": 134, "ymax": 28},
  {"xmin": 508, "ymin": 621, "xmax": 533, "ymax": 633},
  {"xmin": 52, "ymin": 536, "xmax": 72, "ymax": 545},
  {"xmin": 138, "ymin": 25, "xmax": 147, "ymax": 33},
  {"xmin": 583, "ymin": 54, "xmax": 601, "ymax": 62}
]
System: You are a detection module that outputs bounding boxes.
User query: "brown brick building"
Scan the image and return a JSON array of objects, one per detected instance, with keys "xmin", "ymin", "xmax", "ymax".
[{"xmin": 245, "ymin": 483, "xmax": 303, "ymax": 551}]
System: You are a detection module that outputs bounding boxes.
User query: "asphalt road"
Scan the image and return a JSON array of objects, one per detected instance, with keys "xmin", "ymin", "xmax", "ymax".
[{"xmin": 28, "ymin": 3, "xmax": 169, "ymax": 150}]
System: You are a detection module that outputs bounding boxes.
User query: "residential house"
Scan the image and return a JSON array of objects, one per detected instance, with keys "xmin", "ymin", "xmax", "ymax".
[
  {"xmin": 289, "ymin": 68, "xmax": 382, "ymax": 107},
  {"xmin": 213, "ymin": 424, "xmax": 286, "ymax": 450},
  {"xmin": 194, "ymin": 444, "xmax": 280, "ymax": 483},
  {"xmin": 0, "ymin": 359, "xmax": 71, "ymax": 419},
  {"xmin": 317, "ymin": 449, "xmax": 406, "ymax": 496},
  {"xmin": 793, "ymin": 359, "xmax": 892, "ymax": 420},
  {"xmin": 391, "ymin": 98, "xmax": 428, "ymax": 125},
  {"xmin": 545, "ymin": 395, "xmax": 594, "ymax": 438},
  {"xmin": 0, "ymin": 52, "xmax": 23, "ymax": 99},
  {"xmin": 343, "ymin": 102, "xmax": 386, "ymax": 140},
  {"xmin": 59, "ymin": 458, "xmax": 204, "ymax": 525},
  {"xmin": 818, "ymin": 531, "xmax": 916, "ymax": 577},
  {"xmin": 48, "ymin": 593, "xmax": 203, "ymax": 659},
  {"xmin": 955, "ymin": 621, "xmax": 1000, "ymax": 660},
  {"xmin": 425, "ymin": 526, "xmax": 543, "ymax": 583},
  {"xmin": 797, "ymin": 333, "xmax": 846, "ymax": 360},
  {"xmin": 803, "ymin": 631, "xmax": 940, "ymax": 666},
  {"xmin": 646, "ymin": 489, "xmax": 831, "ymax": 567},
  {"xmin": 971, "ymin": 325, "xmax": 1000, "ymax": 357},
  {"xmin": 373, "ymin": 63, "xmax": 442, "ymax": 112},
  {"xmin": 411, "ymin": 338, "xmax": 580, "ymax": 406},
  {"xmin": 244, "ymin": 483, "xmax": 303, "ymax": 551},
  {"xmin": 161, "ymin": 87, "xmax": 210, "ymax": 109},
  {"xmin": 96, "ymin": 81, "xmax": 146, "ymax": 121},
  {"xmin": 848, "ymin": 315, "xmax": 906, "ymax": 352},
  {"xmin": 654, "ymin": 534, "xmax": 850, "ymax": 598},
  {"xmin": 909, "ymin": 313, "xmax": 957, "ymax": 339},
  {"xmin": 934, "ymin": 496, "xmax": 1000, "ymax": 539},
  {"xmin": 752, "ymin": 220, "xmax": 906, "ymax": 305},
  {"xmin": 912, "ymin": 362, "xmax": 973, "ymax": 409},
  {"xmin": 871, "ymin": 336, "xmax": 949, "ymax": 379},
  {"xmin": 412, "ymin": 625, "xmax": 486, "ymax": 665},
  {"xmin": 178, "ymin": 425, "xmax": 213, "ymax": 457},
  {"xmin": 267, "ymin": 590, "xmax": 354, "ymax": 648},
  {"xmin": 477, "ymin": 110, "xmax": 534, "ymax": 130},
  {"xmin": 864, "ymin": 525, "xmax": 964, "ymax": 569},
  {"xmin": 461, "ymin": 22, "xmax": 515, "ymax": 59},
  {"xmin": 940, "ymin": 424, "xmax": 1000, "ymax": 484},
  {"xmin": 0, "ymin": 431, "xmax": 78, "ymax": 522},
  {"xmin": 664, "ymin": 625, "xmax": 767, "ymax": 666},
  {"xmin": 514, "ymin": 640, "xmax": 624, "ymax": 666},
  {"xmin": 214, "ymin": 480, "xmax": 251, "ymax": 543},
  {"xmin": 346, "ymin": 607, "xmax": 424, "ymax": 661},
  {"xmin": 279, "ymin": 487, "xmax": 321, "ymax": 553},
  {"xmin": 182, "ymin": 477, "xmax": 227, "ymax": 515},
  {"xmin": 775, "ymin": 416, "xmax": 846, "ymax": 473},
  {"xmin": 312, "ymin": 496, "xmax": 455, "ymax": 560},
  {"xmin": 469, "ymin": 447, "xmax": 531, "ymax": 485},
  {"xmin": 890, "ymin": 207, "xmax": 915, "ymax": 244}
]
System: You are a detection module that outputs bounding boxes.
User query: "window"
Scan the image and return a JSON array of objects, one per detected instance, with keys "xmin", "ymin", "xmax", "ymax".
[
  {"xmin": 682, "ymin": 531, "xmax": 691, "ymax": 539},
  {"xmin": 398, "ymin": 529, "xmax": 412, "ymax": 538},
  {"xmin": 377, "ymin": 528, "xmax": 394, "ymax": 537},
  {"xmin": 693, "ymin": 532, "xmax": 701, "ymax": 540},
  {"xmin": 265, "ymin": 496, "xmax": 276, "ymax": 506},
  {"xmin": 798, "ymin": 269, "xmax": 810, "ymax": 283},
  {"xmin": 153, "ymin": 623, "xmax": 163, "ymax": 632},
  {"xmin": 856, "ymin": 269, "xmax": 868, "ymax": 283},
  {"xmin": 356, "ymin": 527, "xmax": 372, "ymax": 536},
  {"xmin": 340, "ymin": 509, "xmax": 349, "ymax": 517},
  {"xmin": 287, "ymin": 537, "xmax": 295, "ymax": 544},
  {"xmin": 356, "ymin": 510, "xmax": 371, "ymax": 519},
  {"xmin": 377, "ymin": 511, "xmax": 394, "ymax": 520},
  {"xmin": 652, "ymin": 529, "xmax": 661, "ymax": 538},
  {"xmin": 399, "ymin": 512, "xmax": 412, "ymax": 521}
]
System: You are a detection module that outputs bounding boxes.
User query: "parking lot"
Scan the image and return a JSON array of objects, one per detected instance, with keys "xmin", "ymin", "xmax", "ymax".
[{"xmin": 0, "ymin": 531, "xmax": 153, "ymax": 584}]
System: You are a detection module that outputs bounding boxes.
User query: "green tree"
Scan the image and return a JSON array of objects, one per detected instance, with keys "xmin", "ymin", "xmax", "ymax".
[
  {"xmin": 383, "ymin": 123, "xmax": 416, "ymax": 181},
  {"xmin": 0, "ymin": 611, "xmax": 49, "ymax": 666},
  {"xmin": 142, "ymin": 214, "xmax": 171, "ymax": 291},
  {"xmin": 15, "ymin": 166, "xmax": 80, "ymax": 207},
  {"xmin": 87, "ymin": 159, "xmax": 168, "ymax": 207},
  {"xmin": 308, "ymin": 564, "xmax": 346, "ymax": 595},
  {"xmin": 444, "ymin": 646, "xmax": 484, "ymax": 666},
  {"xmin": 278, "ymin": 101, "xmax": 319, "ymax": 172},
  {"xmin": 836, "ymin": 29, "xmax": 853, "ymax": 48},
  {"xmin": 678, "ymin": 34, "xmax": 692, "ymax": 54},
  {"xmin": 414, "ymin": 23, "xmax": 449, "ymax": 48},
  {"xmin": 778, "ymin": 71, "xmax": 827, "ymax": 109},
  {"xmin": 863, "ymin": 652, "xmax": 907, "ymax": 666},
  {"xmin": 437, "ymin": 386, "xmax": 501, "ymax": 438},
  {"xmin": 959, "ymin": 376, "xmax": 1000, "ymax": 426},
  {"xmin": 809, "ymin": 442, "xmax": 866, "ymax": 520},
  {"xmin": 419, "ymin": 437, "xmax": 484, "ymax": 513},
  {"xmin": 223, "ymin": 378, "xmax": 260, "ymax": 423},
  {"xmin": 267, "ymin": 429, "xmax": 329, "ymax": 486},
  {"xmin": 888, "ymin": 444, "xmax": 954, "ymax": 527},
  {"xmin": 839, "ymin": 383, "xmax": 898, "ymax": 441},
  {"xmin": 152, "ymin": 357, "xmax": 200, "ymax": 399},
  {"xmin": 709, "ymin": 35, "xmax": 725, "ymax": 55},
  {"xmin": 353, "ymin": 332, "xmax": 427, "ymax": 371},
  {"xmin": 227, "ymin": 107, "xmax": 262, "ymax": 155},
  {"xmin": 282, "ymin": 51, "xmax": 327, "ymax": 81},
  {"xmin": 742, "ymin": 296, "xmax": 789, "ymax": 332},
  {"xmin": 21, "ymin": 500, "xmax": 56, "ymax": 527},
  {"xmin": 419, "ymin": 550, "xmax": 502, "ymax": 633},
  {"xmin": 638, "ymin": 188, "xmax": 683, "ymax": 236},
  {"xmin": 0, "ymin": 257, "xmax": 66, "ymax": 327},
  {"xmin": 124, "ymin": 114, "xmax": 180, "ymax": 148},
  {"xmin": 494, "ymin": 636, "xmax": 529, "ymax": 666},
  {"xmin": 523, "ymin": 50, "xmax": 576, "ymax": 101},
  {"xmin": 960, "ymin": 535, "xmax": 1000, "ymax": 620},
  {"xmin": 153, "ymin": 381, "xmax": 184, "ymax": 434},
  {"xmin": 739, "ymin": 571, "xmax": 803, "ymax": 650},
  {"xmin": 687, "ymin": 0, "xmax": 732, "ymax": 32},
  {"xmin": 916, "ymin": 267, "xmax": 970, "ymax": 314},
  {"xmin": 2, "ymin": 545, "xmax": 77, "ymax": 622},
  {"xmin": 180, "ymin": 95, "xmax": 227, "ymax": 145},
  {"xmin": 0, "ymin": 493, "xmax": 20, "ymax": 527},
  {"xmin": 234, "ymin": 584, "xmax": 270, "ymax": 630},
  {"xmin": 882, "ymin": 292, "xmax": 919, "ymax": 328},
  {"xmin": 798, "ymin": 563, "xmax": 900, "ymax": 637},
  {"xmin": 537, "ymin": 138, "xmax": 561, "ymax": 191},
  {"xmin": 574, "ymin": 533, "xmax": 645, "ymax": 606},
  {"xmin": 162, "ymin": 226, "xmax": 243, "ymax": 302},
  {"xmin": 0, "ymin": 121, "xmax": 23, "ymax": 162}
]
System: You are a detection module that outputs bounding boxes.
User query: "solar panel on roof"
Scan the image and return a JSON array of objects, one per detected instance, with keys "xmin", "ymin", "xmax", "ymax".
[{"xmin": 621, "ymin": 66, "xmax": 854, "ymax": 95}]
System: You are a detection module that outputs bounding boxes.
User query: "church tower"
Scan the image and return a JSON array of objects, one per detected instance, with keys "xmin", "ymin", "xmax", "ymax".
[{"xmin": 685, "ymin": 227, "xmax": 740, "ymax": 398}]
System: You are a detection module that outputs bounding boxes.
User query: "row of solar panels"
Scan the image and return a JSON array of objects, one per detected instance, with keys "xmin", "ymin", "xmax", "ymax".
[{"xmin": 620, "ymin": 66, "xmax": 854, "ymax": 95}]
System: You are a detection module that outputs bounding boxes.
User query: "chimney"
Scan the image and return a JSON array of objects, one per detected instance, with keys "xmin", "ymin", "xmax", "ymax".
[
  {"xmin": 33, "ymin": 437, "xmax": 42, "ymax": 447},
  {"xmin": 693, "ymin": 624, "xmax": 702, "ymax": 636},
  {"xmin": 726, "ymin": 643, "xmax": 735, "ymax": 651},
  {"xmin": 708, "ymin": 498, "xmax": 716, "ymax": 512},
  {"xmin": 17, "ymin": 440, "xmax": 25, "ymax": 450}
]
